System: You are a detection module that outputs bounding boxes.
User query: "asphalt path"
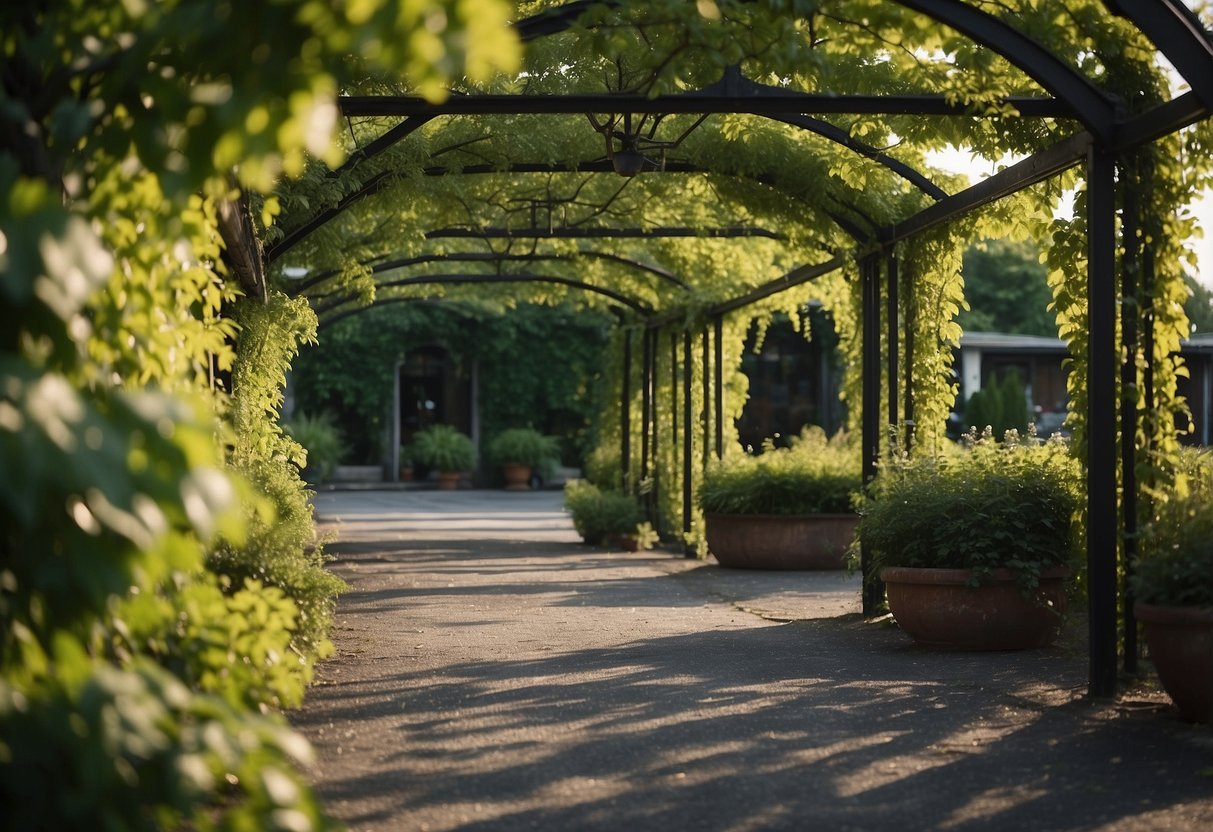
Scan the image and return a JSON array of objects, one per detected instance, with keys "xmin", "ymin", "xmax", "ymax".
[{"xmin": 292, "ymin": 490, "xmax": 1213, "ymax": 831}]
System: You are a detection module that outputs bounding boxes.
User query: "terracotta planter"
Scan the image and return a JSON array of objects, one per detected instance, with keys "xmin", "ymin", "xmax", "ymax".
[
  {"xmin": 1135, "ymin": 602, "xmax": 1213, "ymax": 723},
  {"xmin": 705, "ymin": 513, "xmax": 858, "ymax": 570},
  {"xmin": 502, "ymin": 463, "xmax": 533, "ymax": 491},
  {"xmin": 436, "ymin": 471, "xmax": 461, "ymax": 490},
  {"xmin": 880, "ymin": 566, "xmax": 1070, "ymax": 650}
]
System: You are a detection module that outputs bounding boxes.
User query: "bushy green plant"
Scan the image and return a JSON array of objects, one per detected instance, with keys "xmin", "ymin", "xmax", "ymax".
[
  {"xmin": 563, "ymin": 480, "xmax": 644, "ymax": 546},
  {"xmin": 700, "ymin": 427, "xmax": 861, "ymax": 516},
  {"xmin": 284, "ymin": 411, "xmax": 345, "ymax": 481},
  {"xmin": 963, "ymin": 370, "xmax": 1029, "ymax": 437},
  {"xmin": 857, "ymin": 429, "xmax": 1082, "ymax": 592},
  {"xmin": 208, "ymin": 294, "xmax": 345, "ymax": 673},
  {"xmin": 1132, "ymin": 448, "xmax": 1213, "ymax": 609},
  {"xmin": 488, "ymin": 428, "xmax": 560, "ymax": 472},
  {"xmin": 412, "ymin": 424, "xmax": 477, "ymax": 472}
]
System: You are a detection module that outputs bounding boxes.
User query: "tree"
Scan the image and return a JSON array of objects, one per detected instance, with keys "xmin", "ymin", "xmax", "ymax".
[
  {"xmin": 958, "ymin": 240, "xmax": 1057, "ymax": 337},
  {"xmin": 1184, "ymin": 272, "xmax": 1213, "ymax": 334}
]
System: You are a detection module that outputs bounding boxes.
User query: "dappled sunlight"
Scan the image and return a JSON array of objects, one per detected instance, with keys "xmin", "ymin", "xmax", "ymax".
[{"xmin": 292, "ymin": 492, "xmax": 1213, "ymax": 831}]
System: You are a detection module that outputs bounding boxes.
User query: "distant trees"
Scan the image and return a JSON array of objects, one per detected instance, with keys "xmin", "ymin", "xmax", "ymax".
[{"xmin": 958, "ymin": 240, "xmax": 1057, "ymax": 337}]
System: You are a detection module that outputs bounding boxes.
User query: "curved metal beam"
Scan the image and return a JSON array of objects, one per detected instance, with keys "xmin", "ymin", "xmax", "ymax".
[
  {"xmin": 891, "ymin": 0, "xmax": 1118, "ymax": 139},
  {"xmin": 1103, "ymin": 0, "xmax": 1213, "ymax": 112},
  {"xmin": 367, "ymin": 272, "xmax": 654, "ymax": 314},
  {"xmin": 289, "ymin": 250, "xmax": 688, "ymax": 297},
  {"xmin": 423, "ymin": 226, "xmax": 783, "ymax": 240},
  {"xmin": 508, "ymin": 1, "xmax": 1117, "ymax": 137},
  {"xmin": 769, "ymin": 114, "xmax": 948, "ymax": 201}
]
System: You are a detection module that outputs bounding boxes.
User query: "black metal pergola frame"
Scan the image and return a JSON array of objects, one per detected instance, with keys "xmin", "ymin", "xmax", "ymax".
[{"xmin": 271, "ymin": 1, "xmax": 1213, "ymax": 699}]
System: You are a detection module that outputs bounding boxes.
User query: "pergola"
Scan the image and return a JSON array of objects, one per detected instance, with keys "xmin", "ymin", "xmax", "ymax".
[{"xmin": 265, "ymin": 1, "xmax": 1213, "ymax": 699}]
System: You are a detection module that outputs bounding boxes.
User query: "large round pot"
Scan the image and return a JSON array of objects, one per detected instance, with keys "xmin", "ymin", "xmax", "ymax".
[
  {"xmin": 1134, "ymin": 603, "xmax": 1213, "ymax": 723},
  {"xmin": 502, "ymin": 463, "xmax": 532, "ymax": 491},
  {"xmin": 436, "ymin": 471, "xmax": 461, "ymax": 490},
  {"xmin": 880, "ymin": 566, "xmax": 1070, "ymax": 650},
  {"xmin": 705, "ymin": 513, "xmax": 858, "ymax": 570}
]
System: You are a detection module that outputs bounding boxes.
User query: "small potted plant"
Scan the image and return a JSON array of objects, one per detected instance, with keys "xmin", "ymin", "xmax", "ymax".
[
  {"xmin": 1132, "ymin": 448, "xmax": 1213, "ymax": 723},
  {"xmin": 563, "ymin": 480, "xmax": 644, "ymax": 547},
  {"xmin": 284, "ymin": 411, "xmax": 345, "ymax": 484},
  {"xmin": 488, "ymin": 427, "xmax": 559, "ymax": 490},
  {"xmin": 411, "ymin": 424, "xmax": 476, "ymax": 489},
  {"xmin": 699, "ymin": 427, "xmax": 861, "ymax": 569},
  {"xmin": 857, "ymin": 428, "xmax": 1081, "ymax": 650},
  {"xmin": 399, "ymin": 443, "xmax": 414, "ymax": 481}
]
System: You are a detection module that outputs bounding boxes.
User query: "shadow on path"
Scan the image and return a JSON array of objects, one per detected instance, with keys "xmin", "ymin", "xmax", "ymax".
[{"xmin": 293, "ymin": 491, "xmax": 1213, "ymax": 832}]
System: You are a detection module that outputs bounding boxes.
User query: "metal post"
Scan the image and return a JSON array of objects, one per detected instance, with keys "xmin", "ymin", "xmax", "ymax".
[
  {"xmin": 650, "ymin": 327, "xmax": 660, "ymax": 528},
  {"xmin": 641, "ymin": 325, "xmax": 652, "ymax": 495},
  {"xmin": 902, "ymin": 258, "xmax": 916, "ymax": 454},
  {"xmin": 391, "ymin": 361, "xmax": 402, "ymax": 483},
  {"xmin": 714, "ymin": 314, "xmax": 724, "ymax": 459},
  {"xmin": 671, "ymin": 331, "xmax": 679, "ymax": 477},
  {"xmin": 683, "ymin": 328, "xmax": 694, "ymax": 556},
  {"xmin": 1119, "ymin": 157, "xmax": 1139, "ymax": 676},
  {"xmin": 1087, "ymin": 145, "xmax": 1119, "ymax": 699},
  {"xmin": 702, "ymin": 327, "xmax": 711, "ymax": 471},
  {"xmin": 860, "ymin": 254, "xmax": 884, "ymax": 616},
  {"xmin": 470, "ymin": 359, "xmax": 482, "ymax": 486},
  {"xmin": 887, "ymin": 253, "xmax": 900, "ymax": 431},
  {"xmin": 621, "ymin": 328, "xmax": 632, "ymax": 493}
]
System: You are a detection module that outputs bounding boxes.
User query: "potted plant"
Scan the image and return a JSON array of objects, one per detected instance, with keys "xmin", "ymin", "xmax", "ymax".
[
  {"xmin": 283, "ymin": 411, "xmax": 345, "ymax": 484},
  {"xmin": 488, "ymin": 427, "xmax": 559, "ymax": 490},
  {"xmin": 1132, "ymin": 449, "xmax": 1213, "ymax": 723},
  {"xmin": 399, "ymin": 443, "xmax": 414, "ymax": 481},
  {"xmin": 857, "ymin": 428, "xmax": 1081, "ymax": 650},
  {"xmin": 563, "ymin": 480, "xmax": 644, "ymax": 547},
  {"xmin": 699, "ymin": 427, "xmax": 862, "ymax": 569},
  {"xmin": 411, "ymin": 424, "xmax": 476, "ymax": 489}
]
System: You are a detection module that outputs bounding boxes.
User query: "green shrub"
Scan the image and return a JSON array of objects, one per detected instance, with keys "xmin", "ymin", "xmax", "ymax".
[
  {"xmin": 488, "ymin": 428, "xmax": 560, "ymax": 472},
  {"xmin": 412, "ymin": 424, "xmax": 476, "ymax": 472},
  {"xmin": 284, "ymin": 411, "xmax": 345, "ymax": 482},
  {"xmin": 858, "ymin": 429, "xmax": 1081, "ymax": 592},
  {"xmin": 208, "ymin": 294, "xmax": 345, "ymax": 674},
  {"xmin": 1133, "ymin": 448, "xmax": 1213, "ymax": 609},
  {"xmin": 963, "ymin": 370, "xmax": 1029, "ymax": 437},
  {"xmin": 563, "ymin": 480, "xmax": 643, "ymax": 545},
  {"xmin": 700, "ymin": 427, "xmax": 860, "ymax": 515}
]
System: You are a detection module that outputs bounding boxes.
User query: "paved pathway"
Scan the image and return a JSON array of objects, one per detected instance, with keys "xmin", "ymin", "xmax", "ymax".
[{"xmin": 292, "ymin": 490, "xmax": 1213, "ymax": 831}]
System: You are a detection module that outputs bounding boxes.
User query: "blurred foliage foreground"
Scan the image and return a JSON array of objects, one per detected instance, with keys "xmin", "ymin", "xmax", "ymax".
[{"xmin": 0, "ymin": 0, "xmax": 517, "ymax": 828}]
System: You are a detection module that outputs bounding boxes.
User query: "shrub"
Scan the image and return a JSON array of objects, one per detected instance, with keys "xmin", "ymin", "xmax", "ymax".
[
  {"xmin": 488, "ymin": 427, "xmax": 560, "ymax": 472},
  {"xmin": 563, "ymin": 480, "xmax": 643, "ymax": 545},
  {"xmin": 284, "ymin": 411, "xmax": 344, "ymax": 481},
  {"xmin": 963, "ymin": 370, "xmax": 1029, "ymax": 437},
  {"xmin": 1132, "ymin": 448, "xmax": 1213, "ymax": 609},
  {"xmin": 700, "ymin": 427, "xmax": 860, "ymax": 515},
  {"xmin": 858, "ymin": 429, "xmax": 1081, "ymax": 592},
  {"xmin": 412, "ymin": 424, "xmax": 476, "ymax": 472}
]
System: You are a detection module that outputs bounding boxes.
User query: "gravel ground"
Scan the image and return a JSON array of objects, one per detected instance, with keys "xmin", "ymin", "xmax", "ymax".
[{"xmin": 291, "ymin": 490, "xmax": 1213, "ymax": 832}]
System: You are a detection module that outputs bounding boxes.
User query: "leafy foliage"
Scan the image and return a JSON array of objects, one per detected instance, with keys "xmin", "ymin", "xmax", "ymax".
[
  {"xmin": 963, "ymin": 370, "xmax": 1029, "ymax": 437},
  {"xmin": 412, "ymin": 424, "xmax": 477, "ymax": 472},
  {"xmin": 209, "ymin": 293, "xmax": 345, "ymax": 671},
  {"xmin": 958, "ymin": 240, "xmax": 1056, "ymax": 337},
  {"xmin": 700, "ymin": 427, "xmax": 860, "ymax": 516},
  {"xmin": 858, "ymin": 430, "xmax": 1082, "ymax": 594},
  {"xmin": 2, "ymin": 0, "xmax": 518, "ymax": 825},
  {"xmin": 563, "ymin": 481, "xmax": 644, "ymax": 546},
  {"xmin": 291, "ymin": 302, "xmax": 612, "ymax": 466},
  {"xmin": 488, "ymin": 428, "xmax": 561, "ymax": 471},
  {"xmin": 285, "ymin": 412, "xmax": 346, "ymax": 481},
  {"xmin": 1133, "ymin": 448, "xmax": 1213, "ymax": 609}
]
